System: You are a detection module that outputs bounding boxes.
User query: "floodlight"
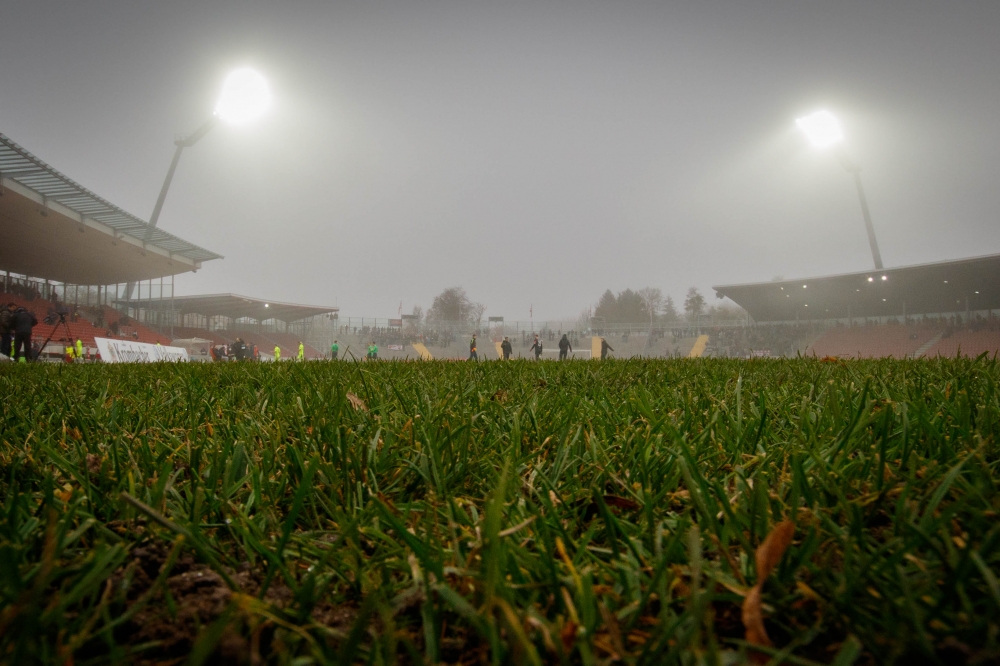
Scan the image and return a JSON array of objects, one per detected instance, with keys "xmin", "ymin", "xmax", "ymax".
[
  {"xmin": 796, "ymin": 110, "xmax": 843, "ymax": 149},
  {"xmin": 215, "ymin": 68, "xmax": 271, "ymax": 125}
]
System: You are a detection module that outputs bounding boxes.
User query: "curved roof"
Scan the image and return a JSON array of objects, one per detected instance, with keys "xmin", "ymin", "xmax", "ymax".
[
  {"xmin": 125, "ymin": 293, "xmax": 338, "ymax": 323},
  {"xmin": 714, "ymin": 253, "xmax": 1000, "ymax": 322},
  {"xmin": 0, "ymin": 132, "xmax": 221, "ymax": 283}
]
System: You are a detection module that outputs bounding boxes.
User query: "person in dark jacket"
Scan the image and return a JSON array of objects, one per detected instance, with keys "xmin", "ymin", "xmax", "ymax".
[
  {"xmin": 500, "ymin": 336, "xmax": 512, "ymax": 360},
  {"xmin": 11, "ymin": 306, "xmax": 38, "ymax": 362},
  {"xmin": 529, "ymin": 334, "xmax": 543, "ymax": 360},
  {"xmin": 468, "ymin": 334, "xmax": 478, "ymax": 361},
  {"xmin": 0, "ymin": 303, "xmax": 15, "ymax": 358},
  {"xmin": 558, "ymin": 334, "xmax": 573, "ymax": 360},
  {"xmin": 600, "ymin": 337, "xmax": 614, "ymax": 360}
]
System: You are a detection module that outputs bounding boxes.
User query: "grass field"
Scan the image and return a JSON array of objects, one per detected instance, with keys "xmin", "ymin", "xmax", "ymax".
[{"xmin": 1, "ymin": 358, "xmax": 999, "ymax": 665}]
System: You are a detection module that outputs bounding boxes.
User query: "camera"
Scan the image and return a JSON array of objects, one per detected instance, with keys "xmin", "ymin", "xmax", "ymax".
[{"xmin": 44, "ymin": 307, "xmax": 70, "ymax": 325}]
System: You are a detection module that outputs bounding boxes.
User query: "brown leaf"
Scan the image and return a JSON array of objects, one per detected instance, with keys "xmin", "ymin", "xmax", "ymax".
[
  {"xmin": 346, "ymin": 392, "xmax": 368, "ymax": 412},
  {"xmin": 560, "ymin": 619, "xmax": 578, "ymax": 652},
  {"xmin": 741, "ymin": 585, "xmax": 769, "ymax": 648},
  {"xmin": 755, "ymin": 520, "xmax": 795, "ymax": 581},
  {"xmin": 742, "ymin": 520, "xmax": 795, "ymax": 661},
  {"xmin": 603, "ymin": 495, "xmax": 641, "ymax": 511}
]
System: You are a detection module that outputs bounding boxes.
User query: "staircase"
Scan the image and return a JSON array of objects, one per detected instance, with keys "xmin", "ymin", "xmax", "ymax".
[{"xmin": 910, "ymin": 332, "xmax": 943, "ymax": 359}]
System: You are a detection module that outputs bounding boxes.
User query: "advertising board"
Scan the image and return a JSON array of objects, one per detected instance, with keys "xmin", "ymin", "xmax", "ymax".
[{"xmin": 94, "ymin": 338, "xmax": 189, "ymax": 363}]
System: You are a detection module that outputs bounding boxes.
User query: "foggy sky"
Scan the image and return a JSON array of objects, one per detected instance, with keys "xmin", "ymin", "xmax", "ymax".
[{"xmin": 2, "ymin": 1, "xmax": 999, "ymax": 321}]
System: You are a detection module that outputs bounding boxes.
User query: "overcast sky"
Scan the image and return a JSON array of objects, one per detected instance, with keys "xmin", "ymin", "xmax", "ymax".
[{"xmin": 2, "ymin": 1, "xmax": 999, "ymax": 320}]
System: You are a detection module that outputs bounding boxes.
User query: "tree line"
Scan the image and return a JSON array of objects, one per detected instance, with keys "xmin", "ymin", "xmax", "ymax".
[
  {"xmin": 397, "ymin": 286, "xmax": 744, "ymax": 329},
  {"xmin": 589, "ymin": 287, "xmax": 744, "ymax": 325}
]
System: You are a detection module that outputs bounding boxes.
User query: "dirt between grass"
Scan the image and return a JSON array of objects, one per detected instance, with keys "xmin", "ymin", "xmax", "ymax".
[{"xmin": 103, "ymin": 541, "xmax": 355, "ymax": 665}]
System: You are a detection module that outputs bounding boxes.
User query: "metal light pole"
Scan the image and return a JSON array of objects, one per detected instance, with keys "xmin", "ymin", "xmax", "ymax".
[
  {"xmin": 146, "ymin": 117, "xmax": 218, "ymax": 237},
  {"xmin": 796, "ymin": 110, "xmax": 884, "ymax": 271},
  {"xmin": 837, "ymin": 151, "xmax": 883, "ymax": 270},
  {"xmin": 124, "ymin": 68, "xmax": 271, "ymax": 311}
]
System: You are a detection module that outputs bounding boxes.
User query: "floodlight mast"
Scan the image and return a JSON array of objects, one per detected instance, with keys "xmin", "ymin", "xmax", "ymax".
[
  {"xmin": 837, "ymin": 152, "xmax": 883, "ymax": 271},
  {"xmin": 796, "ymin": 110, "xmax": 883, "ymax": 270},
  {"xmin": 146, "ymin": 117, "xmax": 218, "ymax": 236},
  {"xmin": 125, "ymin": 69, "xmax": 269, "ymax": 308}
]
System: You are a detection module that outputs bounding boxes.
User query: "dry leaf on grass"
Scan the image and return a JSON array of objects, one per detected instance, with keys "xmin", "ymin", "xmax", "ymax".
[
  {"xmin": 742, "ymin": 520, "xmax": 795, "ymax": 660},
  {"xmin": 560, "ymin": 619, "xmax": 578, "ymax": 652},
  {"xmin": 603, "ymin": 495, "xmax": 641, "ymax": 511},
  {"xmin": 346, "ymin": 392, "xmax": 368, "ymax": 412}
]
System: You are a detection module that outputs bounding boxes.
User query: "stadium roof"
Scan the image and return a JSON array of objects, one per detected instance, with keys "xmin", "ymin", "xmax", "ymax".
[
  {"xmin": 0, "ymin": 132, "xmax": 221, "ymax": 284},
  {"xmin": 123, "ymin": 293, "xmax": 338, "ymax": 323},
  {"xmin": 714, "ymin": 253, "xmax": 1000, "ymax": 322}
]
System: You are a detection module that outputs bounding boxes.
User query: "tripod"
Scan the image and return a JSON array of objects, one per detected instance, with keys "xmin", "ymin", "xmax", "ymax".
[{"xmin": 37, "ymin": 310, "xmax": 75, "ymax": 363}]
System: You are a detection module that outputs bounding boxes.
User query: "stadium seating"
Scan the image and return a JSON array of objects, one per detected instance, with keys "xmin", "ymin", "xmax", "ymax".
[
  {"xmin": 806, "ymin": 322, "xmax": 940, "ymax": 359},
  {"xmin": 924, "ymin": 328, "xmax": 1000, "ymax": 358}
]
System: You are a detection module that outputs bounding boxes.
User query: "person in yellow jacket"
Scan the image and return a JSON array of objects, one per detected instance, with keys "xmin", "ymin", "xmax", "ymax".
[
  {"xmin": 298, "ymin": 342, "xmax": 305, "ymax": 361},
  {"xmin": 64, "ymin": 340, "xmax": 74, "ymax": 363},
  {"xmin": 76, "ymin": 339, "xmax": 84, "ymax": 360},
  {"xmin": 274, "ymin": 345, "xmax": 281, "ymax": 361}
]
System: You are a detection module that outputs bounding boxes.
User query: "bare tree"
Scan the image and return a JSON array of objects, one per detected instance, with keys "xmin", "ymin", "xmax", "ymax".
[
  {"xmin": 638, "ymin": 287, "xmax": 664, "ymax": 328},
  {"xmin": 471, "ymin": 302, "xmax": 487, "ymax": 331}
]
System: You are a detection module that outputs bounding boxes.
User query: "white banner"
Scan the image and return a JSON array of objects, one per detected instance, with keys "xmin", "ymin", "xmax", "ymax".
[{"xmin": 94, "ymin": 337, "xmax": 188, "ymax": 363}]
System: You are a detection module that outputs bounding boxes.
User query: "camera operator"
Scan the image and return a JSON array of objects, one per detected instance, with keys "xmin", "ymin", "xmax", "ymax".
[{"xmin": 11, "ymin": 305, "xmax": 38, "ymax": 362}]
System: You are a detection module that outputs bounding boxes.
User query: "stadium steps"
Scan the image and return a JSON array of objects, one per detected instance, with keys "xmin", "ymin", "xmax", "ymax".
[
  {"xmin": 911, "ymin": 332, "xmax": 944, "ymax": 358},
  {"xmin": 688, "ymin": 335, "xmax": 709, "ymax": 358}
]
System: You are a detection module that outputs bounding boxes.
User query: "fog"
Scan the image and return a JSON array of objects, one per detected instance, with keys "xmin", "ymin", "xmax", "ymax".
[{"xmin": 2, "ymin": 1, "xmax": 999, "ymax": 321}]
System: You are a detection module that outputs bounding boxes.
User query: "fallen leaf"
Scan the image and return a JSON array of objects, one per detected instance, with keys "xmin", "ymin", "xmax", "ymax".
[
  {"xmin": 755, "ymin": 520, "xmax": 795, "ymax": 581},
  {"xmin": 742, "ymin": 520, "xmax": 795, "ymax": 661},
  {"xmin": 346, "ymin": 392, "xmax": 368, "ymax": 412},
  {"xmin": 560, "ymin": 619, "xmax": 578, "ymax": 652},
  {"xmin": 603, "ymin": 495, "xmax": 641, "ymax": 511}
]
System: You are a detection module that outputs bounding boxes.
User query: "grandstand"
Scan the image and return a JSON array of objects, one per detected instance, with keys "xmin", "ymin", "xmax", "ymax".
[
  {"xmin": 714, "ymin": 253, "xmax": 1000, "ymax": 358},
  {"xmin": 0, "ymin": 132, "xmax": 223, "ymax": 358},
  {"xmin": 128, "ymin": 293, "xmax": 337, "ymax": 360},
  {"xmin": 0, "ymin": 131, "xmax": 335, "ymax": 361}
]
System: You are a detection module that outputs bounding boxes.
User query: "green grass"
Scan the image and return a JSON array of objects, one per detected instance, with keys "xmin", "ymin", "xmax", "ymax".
[{"xmin": 1, "ymin": 357, "xmax": 999, "ymax": 665}]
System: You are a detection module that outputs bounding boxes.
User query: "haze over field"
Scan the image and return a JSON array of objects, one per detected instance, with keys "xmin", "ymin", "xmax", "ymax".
[{"xmin": 1, "ymin": 1, "xmax": 999, "ymax": 320}]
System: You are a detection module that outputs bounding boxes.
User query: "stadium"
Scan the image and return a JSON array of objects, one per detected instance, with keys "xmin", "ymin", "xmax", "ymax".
[
  {"xmin": 4, "ymin": 127, "xmax": 997, "ymax": 363},
  {"xmin": 3, "ymin": 6, "xmax": 1000, "ymax": 663}
]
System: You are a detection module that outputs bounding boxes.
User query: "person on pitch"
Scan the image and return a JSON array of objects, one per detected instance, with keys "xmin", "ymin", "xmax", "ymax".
[
  {"xmin": 76, "ymin": 339, "xmax": 84, "ymax": 361},
  {"xmin": 529, "ymin": 334, "xmax": 543, "ymax": 360},
  {"xmin": 501, "ymin": 336, "xmax": 512, "ymax": 360},
  {"xmin": 558, "ymin": 333, "xmax": 572, "ymax": 360},
  {"xmin": 274, "ymin": 345, "xmax": 281, "ymax": 361},
  {"xmin": 600, "ymin": 337, "xmax": 614, "ymax": 360},
  {"xmin": 469, "ymin": 333, "xmax": 478, "ymax": 361},
  {"xmin": 330, "ymin": 339, "xmax": 339, "ymax": 360},
  {"xmin": 367, "ymin": 341, "xmax": 378, "ymax": 360}
]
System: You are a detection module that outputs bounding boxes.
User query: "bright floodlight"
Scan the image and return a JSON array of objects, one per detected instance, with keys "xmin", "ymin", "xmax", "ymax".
[
  {"xmin": 215, "ymin": 68, "xmax": 271, "ymax": 125},
  {"xmin": 796, "ymin": 110, "xmax": 843, "ymax": 148}
]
